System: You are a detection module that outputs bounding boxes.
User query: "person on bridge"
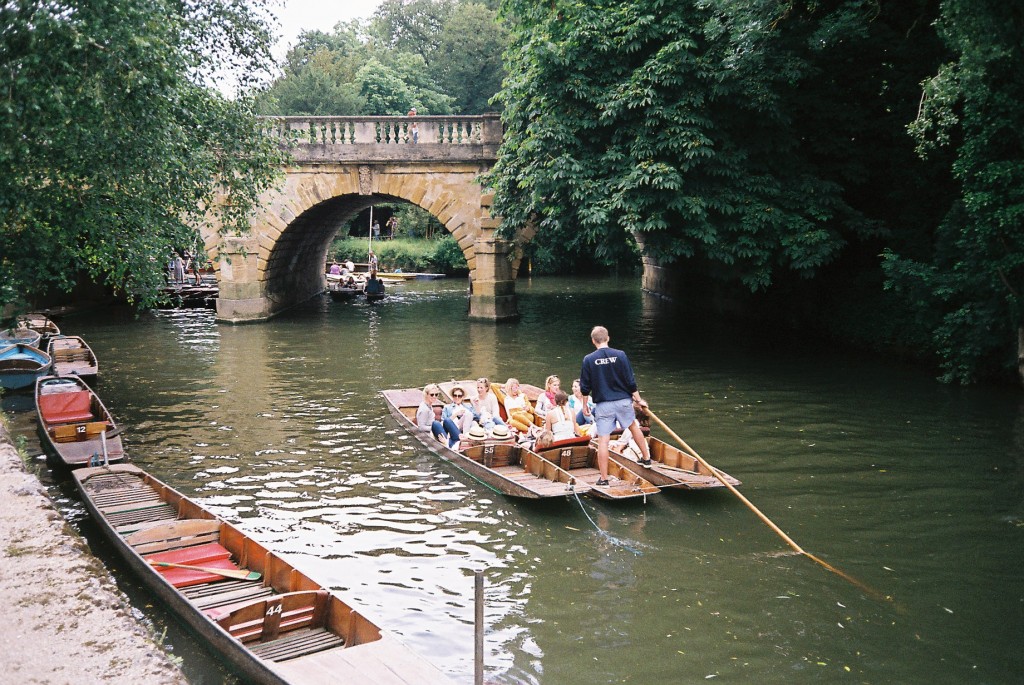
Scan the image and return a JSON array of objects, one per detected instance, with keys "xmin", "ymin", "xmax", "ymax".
[
  {"xmin": 579, "ymin": 325, "xmax": 652, "ymax": 485},
  {"xmin": 408, "ymin": 107, "xmax": 419, "ymax": 144}
]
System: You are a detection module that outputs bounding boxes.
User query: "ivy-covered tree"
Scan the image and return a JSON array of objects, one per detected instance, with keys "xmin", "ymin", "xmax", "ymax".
[
  {"xmin": 883, "ymin": 0, "xmax": 1024, "ymax": 384},
  {"xmin": 1, "ymin": 0, "xmax": 284, "ymax": 311}
]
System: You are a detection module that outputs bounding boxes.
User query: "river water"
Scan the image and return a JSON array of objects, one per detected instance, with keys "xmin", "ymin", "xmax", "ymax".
[{"xmin": 5, "ymin": 276, "xmax": 1023, "ymax": 684}]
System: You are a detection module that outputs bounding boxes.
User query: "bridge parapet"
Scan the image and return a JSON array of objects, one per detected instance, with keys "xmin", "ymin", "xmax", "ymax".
[{"xmin": 262, "ymin": 114, "xmax": 501, "ymax": 163}]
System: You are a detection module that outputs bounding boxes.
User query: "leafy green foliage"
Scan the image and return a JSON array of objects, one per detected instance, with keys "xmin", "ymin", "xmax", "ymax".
[
  {"xmin": 884, "ymin": 0, "xmax": 1024, "ymax": 383},
  {"xmin": 1, "ymin": 0, "xmax": 284, "ymax": 311},
  {"xmin": 489, "ymin": 0, "xmax": 894, "ymax": 289},
  {"xmin": 257, "ymin": 0, "xmax": 507, "ymax": 116},
  {"xmin": 330, "ymin": 236, "xmax": 466, "ymax": 273}
]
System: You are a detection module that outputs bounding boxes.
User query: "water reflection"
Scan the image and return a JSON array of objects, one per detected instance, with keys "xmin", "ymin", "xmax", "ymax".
[{"xmin": 4, "ymin": 278, "xmax": 1023, "ymax": 684}]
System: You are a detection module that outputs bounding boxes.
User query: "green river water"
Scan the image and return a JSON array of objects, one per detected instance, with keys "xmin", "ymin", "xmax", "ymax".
[{"xmin": 4, "ymin": 276, "xmax": 1022, "ymax": 684}]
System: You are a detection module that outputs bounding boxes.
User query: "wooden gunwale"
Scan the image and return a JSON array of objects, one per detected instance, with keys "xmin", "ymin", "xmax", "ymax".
[
  {"xmin": 47, "ymin": 335, "xmax": 99, "ymax": 380},
  {"xmin": 73, "ymin": 463, "xmax": 452, "ymax": 685}
]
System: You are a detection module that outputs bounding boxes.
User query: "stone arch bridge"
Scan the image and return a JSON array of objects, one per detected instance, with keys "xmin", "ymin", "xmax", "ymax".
[{"xmin": 206, "ymin": 114, "xmax": 531, "ymax": 322}]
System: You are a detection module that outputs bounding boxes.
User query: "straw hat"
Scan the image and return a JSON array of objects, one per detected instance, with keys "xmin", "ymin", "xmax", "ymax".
[
  {"xmin": 490, "ymin": 424, "xmax": 510, "ymax": 440},
  {"xmin": 467, "ymin": 424, "xmax": 487, "ymax": 441}
]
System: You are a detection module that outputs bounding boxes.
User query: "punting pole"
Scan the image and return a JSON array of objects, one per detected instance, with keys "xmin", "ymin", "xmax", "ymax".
[
  {"xmin": 474, "ymin": 570, "xmax": 484, "ymax": 685},
  {"xmin": 646, "ymin": 408, "xmax": 887, "ymax": 600}
]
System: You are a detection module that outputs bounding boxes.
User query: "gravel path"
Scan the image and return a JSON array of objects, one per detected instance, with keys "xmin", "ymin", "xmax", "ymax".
[{"xmin": 0, "ymin": 419, "xmax": 187, "ymax": 684}]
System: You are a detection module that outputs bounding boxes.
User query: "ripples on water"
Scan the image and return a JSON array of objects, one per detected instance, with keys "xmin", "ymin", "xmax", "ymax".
[{"xmin": 4, "ymin": 277, "xmax": 1023, "ymax": 684}]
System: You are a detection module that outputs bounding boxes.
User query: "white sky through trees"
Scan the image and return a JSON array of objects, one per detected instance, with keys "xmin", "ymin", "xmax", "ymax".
[{"xmin": 271, "ymin": 0, "xmax": 383, "ymax": 58}]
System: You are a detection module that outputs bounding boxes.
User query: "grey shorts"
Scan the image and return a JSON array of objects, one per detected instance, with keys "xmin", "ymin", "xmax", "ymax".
[{"xmin": 594, "ymin": 398, "xmax": 636, "ymax": 437}]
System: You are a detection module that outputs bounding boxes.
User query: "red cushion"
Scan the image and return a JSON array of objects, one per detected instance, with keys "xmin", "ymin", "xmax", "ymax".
[
  {"xmin": 549, "ymin": 436, "xmax": 591, "ymax": 449},
  {"xmin": 39, "ymin": 391, "xmax": 93, "ymax": 424},
  {"xmin": 147, "ymin": 542, "xmax": 231, "ymax": 566}
]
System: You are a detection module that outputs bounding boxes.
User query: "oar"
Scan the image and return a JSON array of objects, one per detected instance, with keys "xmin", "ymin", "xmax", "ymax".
[
  {"xmin": 149, "ymin": 561, "xmax": 261, "ymax": 581},
  {"xmin": 646, "ymin": 408, "xmax": 884, "ymax": 598}
]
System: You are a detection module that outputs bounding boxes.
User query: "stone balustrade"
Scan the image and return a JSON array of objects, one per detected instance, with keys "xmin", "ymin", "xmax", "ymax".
[{"xmin": 261, "ymin": 114, "xmax": 502, "ymax": 163}]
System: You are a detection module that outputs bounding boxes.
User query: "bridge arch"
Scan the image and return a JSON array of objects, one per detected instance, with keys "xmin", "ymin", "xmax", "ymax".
[{"xmin": 206, "ymin": 115, "xmax": 518, "ymax": 322}]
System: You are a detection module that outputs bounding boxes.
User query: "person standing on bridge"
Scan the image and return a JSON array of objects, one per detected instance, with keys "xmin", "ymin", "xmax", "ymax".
[
  {"xmin": 408, "ymin": 107, "xmax": 419, "ymax": 144},
  {"xmin": 579, "ymin": 325, "xmax": 652, "ymax": 485}
]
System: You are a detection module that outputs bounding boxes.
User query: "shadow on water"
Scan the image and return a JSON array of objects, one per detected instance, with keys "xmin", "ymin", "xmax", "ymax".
[{"xmin": 3, "ymin": 276, "xmax": 1023, "ymax": 684}]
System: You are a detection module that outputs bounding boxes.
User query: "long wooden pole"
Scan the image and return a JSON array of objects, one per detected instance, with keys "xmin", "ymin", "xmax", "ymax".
[{"xmin": 646, "ymin": 409, "xmax": 884, "ymax": 598}]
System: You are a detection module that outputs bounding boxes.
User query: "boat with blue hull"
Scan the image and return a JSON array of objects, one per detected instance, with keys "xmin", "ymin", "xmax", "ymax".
[{"xmin": 0, "ymin": 344, "xmax": 53, "ymax": 390}]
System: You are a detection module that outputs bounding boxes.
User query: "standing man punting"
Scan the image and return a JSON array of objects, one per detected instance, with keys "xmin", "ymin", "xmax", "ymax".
[{"xmin": 579, "ymin": 325, "xmax": 652, "ymax": 485}]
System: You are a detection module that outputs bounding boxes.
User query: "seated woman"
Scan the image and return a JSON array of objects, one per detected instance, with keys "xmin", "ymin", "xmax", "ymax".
[
  {"xmin": 502, "ymin": 378, "xmax": 536, "ymax": 434},
  {"xmin": 442, "ymin": 386, "xmax": 477, "ymax": 437},
  {"xmin": 545, "ymin": 390, "xmax": 580, "ymax": 442},
  {"xmin": 533, "ymin": 375, "xmax": 561, "ymax": 417},
  {"xmin": 416, "ymin": 384, "xmax": 461, "ymax": 449},
  {"xmin": 568, "ymin": 378, "xmax": 595, "ymax": 426},
  {"xmin": 473, "ymin": 378, "xmax": 506, "ymax": 430},
  {"xmin": 328, "ymin": 262, "xmax": 341, "ymax": 275}
]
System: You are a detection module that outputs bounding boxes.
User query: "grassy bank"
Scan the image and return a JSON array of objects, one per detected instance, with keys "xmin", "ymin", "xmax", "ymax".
[{"xmin": 330, "ymin": 236, "xmax": 467, "ymax": 274}]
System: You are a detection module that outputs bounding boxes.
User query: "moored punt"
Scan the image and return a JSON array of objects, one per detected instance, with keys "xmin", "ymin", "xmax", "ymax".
[
  {"xmin": 532, "ymin": 442, "xmax": 661, "ymax": 501},
  {"xmin": 73, "ymin": 464, "xmax": 453, "ymax": 685},
  {"xmin": 381, "ymin": 387, "xmax": 587, "ymax": 499},
  {"xmin": 0, "ymin": 344, "xmax": 53, "ymax": 390},
  {"xmin": 35, "ymin": 375, "xmax": 124, "ymax": 467},
  {"xmin": 0, "ymin": 325, "xmax": 42, "ymax": 348},
  {"xmin": 15, "ymin": 313, "xmax": 60, "ymax": 345},
  {"xmin": 605, "ymin": 435, "xmax": 742, "ymax": 491},
  {"xmin": 47, "ymin": 335, "xmax": 99, "ymax": 380}
]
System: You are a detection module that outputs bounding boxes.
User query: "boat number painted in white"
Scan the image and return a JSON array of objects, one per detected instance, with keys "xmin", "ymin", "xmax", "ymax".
[
  {"xmin": 266, "ymin": 603, "xmax": 282, "ymax": 616},
  {"xmin": 484, "ymin": 446, "xmax": 494, "ymax": 455},
  {"xmin": 560, "ymin": 449, "xmax": 572, "ymax": 458}
]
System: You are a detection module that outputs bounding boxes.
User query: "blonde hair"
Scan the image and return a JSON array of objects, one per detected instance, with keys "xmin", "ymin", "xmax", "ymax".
[
  {"xmin": 505, "ymin": 378, "xmax": 520, "ymax": 395},
  {"xmin": 544, "ymin": 375, "xmax": 560, "ymax": 391},
  {"xmin": 423, "ymin": 383, "xmax": 441, "ymax": 400}
]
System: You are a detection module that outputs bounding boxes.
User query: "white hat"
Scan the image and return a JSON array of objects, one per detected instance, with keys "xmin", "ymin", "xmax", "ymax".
[
  {"xmin": 490, "ymin": 424, "xmax": 510, "ymax": 440},
  {"xmin": 467, "ymin": 424, "xmax": 487, "ymax": 441}
]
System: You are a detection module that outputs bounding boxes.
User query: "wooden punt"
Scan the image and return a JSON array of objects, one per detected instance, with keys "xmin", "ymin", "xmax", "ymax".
[
  {"xmin": 381, "ymin": 387, "xmax": 588, "ymax": 499},
  {"xmin": 532, "ymin": 442, "xmax": 661, "ymax": 501},
  {"xmin": 47, "ymin": 335, "xmax": 99, "ymax": 380},
  {"xmin": 0, "ymin": 343, "xmax": 52, "ymax": 390},
  {"xmin": 72, "ymin": 463, "xmax": 454, "ymax": 685},
  {"xmin": 0, "ymin": 325, "xmax": 42, "ymax": 348},
  {"xmin": 15, "ymin": 313, "xmax": 60, "ymax": 345},
  {"xmin": 34, "ymin": 375, "xmax": 124, "ymax": 467},
  {"xmin": 604, "ymin": 435, "xmax": 742, "ymax": 491}
]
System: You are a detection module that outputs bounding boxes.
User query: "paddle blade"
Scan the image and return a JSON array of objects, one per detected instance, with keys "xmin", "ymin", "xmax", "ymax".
[{"xmin": 149, "ymin": 560, "xmax": 262, "ymax": 581}]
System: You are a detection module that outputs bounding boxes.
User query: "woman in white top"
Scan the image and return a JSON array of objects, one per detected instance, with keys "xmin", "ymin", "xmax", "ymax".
[
  {"xmin": 473, "ymin": 378, "xmax": 506, "ymax": 429},
  {"xmin": 502, "ymin": 378, "xmax": 535, "ymax": 433},
  {"xmin": 545, "ymin": 390, "xmax": 579, "ymax": 442},
  {"xmin": 533, "ymin": 375, "xmax": 560, "ymax": 416}
]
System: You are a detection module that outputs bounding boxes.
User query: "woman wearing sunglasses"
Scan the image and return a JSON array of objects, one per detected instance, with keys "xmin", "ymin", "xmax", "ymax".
[
  {"xmin": 416, "ymin": 383, "xmax": 462, "ymax": 449},
  {"xmin": 441, "ymin": 386, "xmax": 477, "ymax": 437}
]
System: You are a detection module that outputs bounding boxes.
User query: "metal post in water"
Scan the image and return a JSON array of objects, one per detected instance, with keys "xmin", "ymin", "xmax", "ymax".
[{"xmin": 475, "ymin": 569, "xmax": 484, "ymax": 685}]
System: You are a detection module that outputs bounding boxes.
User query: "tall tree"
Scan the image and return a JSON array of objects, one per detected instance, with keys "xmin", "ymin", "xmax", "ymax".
[
  {"xmin": 1, "ymin": 0, "xmax": 284, "ymax": 311},
  {"xmin": 432, "ymin": 2, "xmax": 507, "ymax": 113},
  {"xmin": 884, "ymin": 0, "xmax": 1024, "ymax": 384}
]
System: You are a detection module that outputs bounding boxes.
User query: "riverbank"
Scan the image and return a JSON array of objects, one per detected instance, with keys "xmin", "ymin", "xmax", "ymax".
[{"xmin": 0, "ymin": 418, "xmax": 187, "ymax": 684}]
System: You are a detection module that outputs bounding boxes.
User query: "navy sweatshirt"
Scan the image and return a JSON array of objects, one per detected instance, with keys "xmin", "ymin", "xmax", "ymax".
[{"xmin": 579, "ymin": 346, "xmax": 637, "ymax": 403}]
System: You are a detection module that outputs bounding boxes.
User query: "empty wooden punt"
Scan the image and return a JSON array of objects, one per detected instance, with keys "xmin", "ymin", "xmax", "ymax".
[
  {"xmin": 532, "ymin": 443, "xmax": 661, "ymax": 501},
  {"xmin": 47, "ymin": 335, "xmax": 99, "ymax": 380},
  {"xmin": 35, "ymin": 375, "xmax": 124, "ymax": 467},
  {"xmin": 382, "ymin": 387, "xmax": 588, "ymax": 499},
  {"xmin": 73, "ymin": 464, "xmax": 453, "ymax": 685},
  {"xmin": 605, "ymin": 435, "xmax": 742, "ymax": 491}
]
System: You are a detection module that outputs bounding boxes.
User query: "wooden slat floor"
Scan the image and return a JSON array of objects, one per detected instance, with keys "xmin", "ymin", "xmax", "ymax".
[{"xmin": 249, "ymin": 628, "xmax": 345, "ymax": 662}]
